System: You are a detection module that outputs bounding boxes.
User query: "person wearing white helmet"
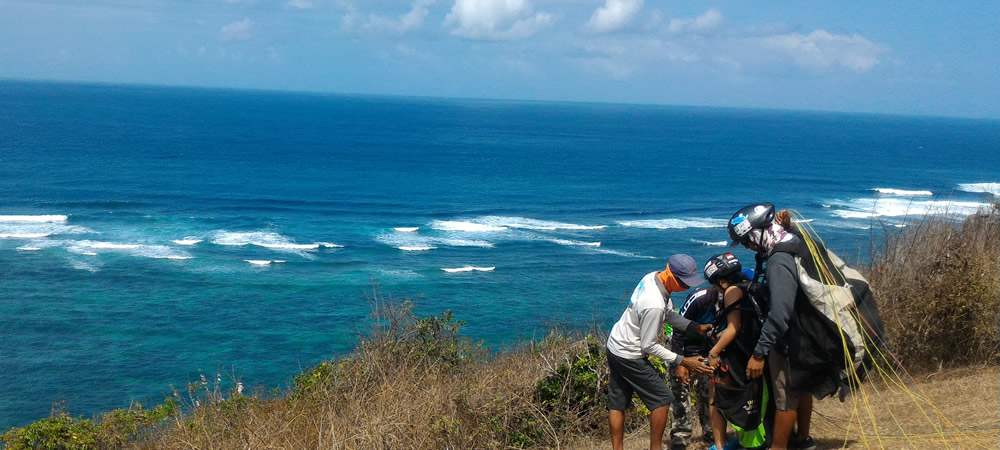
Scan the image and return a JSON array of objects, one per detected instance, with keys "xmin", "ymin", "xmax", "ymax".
[{"xmin": 727, "ymin": 204, "xmax": 816, "ymax": 450}]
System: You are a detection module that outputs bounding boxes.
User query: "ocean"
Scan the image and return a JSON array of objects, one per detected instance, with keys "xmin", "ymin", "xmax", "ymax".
[{"xmin": 1, "ymin": 80, "xmax": 997, "ymax": 429}]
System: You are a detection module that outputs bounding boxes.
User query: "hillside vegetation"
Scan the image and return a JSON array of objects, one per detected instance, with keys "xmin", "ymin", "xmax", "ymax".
[{"xmin": 4, "ymin": 205, "xmax": 997, "ymax": 449}]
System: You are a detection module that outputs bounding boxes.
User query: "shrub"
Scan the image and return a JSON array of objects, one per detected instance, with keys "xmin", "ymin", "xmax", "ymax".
[
  {"xmin": 865, "ymin": 203, "xmax": 999, "ymax": 373},
  {"xmin": 1, "ymin": 400, "xmax": 177, "ymax": 449}
]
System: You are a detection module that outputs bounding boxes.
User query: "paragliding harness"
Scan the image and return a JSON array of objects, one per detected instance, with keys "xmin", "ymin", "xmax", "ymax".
[
  {"xmin": 769, "ymin": 229, "xmax": 886, "ymax": 402},
  {"xmin": 707, "ymin": 265, "xmax": 773, "ymax": 448}
]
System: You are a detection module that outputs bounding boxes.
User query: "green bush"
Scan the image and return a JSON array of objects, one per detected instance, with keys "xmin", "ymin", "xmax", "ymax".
[
  {"xmin": 1, "ymin": 400, "xmax": 177, "ymax": 449},
  {"xmin": 535, "ymin": 335, "xmax": 608, "ymax": 429}
]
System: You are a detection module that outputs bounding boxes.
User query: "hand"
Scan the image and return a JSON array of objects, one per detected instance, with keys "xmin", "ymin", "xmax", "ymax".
[
  {"xmin": 693, "ymin": 323, "xmax": 712, "ymax": 336},
  {"xmin": 707, "ymin": 353, "xmax": 721, "ymax": 370},
  {"xmin": 675, "ymin": 365, "xmax": 690, "ymax": 385},
  {"xmin": 746, "ymin": 355, "xmax": 766, "ymax": 380},
  {"xmin": 681, "ymin": 356, "xmax": 713, "ymax": 375}
]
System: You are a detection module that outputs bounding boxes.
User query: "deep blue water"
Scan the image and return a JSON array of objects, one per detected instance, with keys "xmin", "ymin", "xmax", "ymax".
[{"xmin": 1, "ymin": 80, "xmax": 998, "ymax": 428}]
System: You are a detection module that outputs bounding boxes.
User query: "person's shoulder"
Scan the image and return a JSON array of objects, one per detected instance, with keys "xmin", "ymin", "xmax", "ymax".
[{"xmin": 768, "ymin": 251, "xmax": 796, "ymax": 266}]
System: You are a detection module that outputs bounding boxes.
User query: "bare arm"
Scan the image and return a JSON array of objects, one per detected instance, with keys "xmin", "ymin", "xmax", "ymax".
[{"xmin": 708, "ymin": 286, "xmax": 742, "ymax": 365}]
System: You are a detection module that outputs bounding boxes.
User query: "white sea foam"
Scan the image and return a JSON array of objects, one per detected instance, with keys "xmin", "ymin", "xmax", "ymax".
[
  {"xmin": 258, "ymin": 242, "xmax": 320, "ymax": 250},
  {"xmin": 0, "ymin": 222, "xmax": 89, "ymax": 239},
  {"xmin": 830, "ymin": 198, "xmax": 989, "ymax": 219},
  {"xmin": 431, "ymin": 220, "xmax": 508, "ymax": 232},
  {"xmin": 377, "ymin": 268, "xmax": 421, "ymax": 278},
  {"xmin": 548, "ymin": 238, "xmax": 601, "ymax": 247},
  {"xmin": 211, "ymin": 231, "xmax": 322, "ymax": 253},
  {"xmin": 591, "ymin": 248, "xmax": 657, "ymax": 259},
  {"xmin": 17, "ymin": 246, "xmax": 42, "ymax": 251},
  {"xmin": 441, "ymin": 266, "xmax": 495, "ymax": 273},
  {"xmin": 0, "ymin": 215, "xmax": 68, "ymax": 223},
  {"xmin": 66, "ymin": 240, "xmax": 194, "ymax": 260},
  {"xmin": 618, "ymin": 218, "xmax": 728, "ymax": 230},
  {"xmin": 245, "ymin": 259, "xmax": 286, "ymax": 266},
  {"xmin": 437, "ymin": 238, "xmax": 495, "ymax": 248},
  {"xmin": 0, "ymin": 233, "xmax": 51, "ymax": 239},
  {"xmin": 692, "ymin": 239, "xmax": 728, "ymax": 247},
  {"xmin": 871, "ymin": 188, "xmax": 933, "ymax": 196},
  {"xmin": 172, "ymin": 238, "xmax": 203, "ymax": 245},
  {"xmin": 473, "ymin": 216, "xmax": 606, "ymax": 231},
  {"xmin": 69, "ymin": 259, "xmax": 98, "ymax": 272},
  {"xmin": 378, "ymin": 231, "xmax": 490, "ymax": 250},
  {"xmin": 394, "ymin": 227, "xmax": 419, "ymax": 232},
  {"xmin": 957, "ymin": 182, "xmax": 1000, "ymax": 196},
  {"xmin": 85, "ymin": 242, "xmax": 141, "ymax": 249},
  {"xmin": 316, "ymin": 242, "xmax": 344, "ymax": 248}
]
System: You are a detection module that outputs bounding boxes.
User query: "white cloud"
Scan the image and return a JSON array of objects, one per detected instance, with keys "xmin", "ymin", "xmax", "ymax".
[
  {"xmin": 668, "ymin": 8, "xmax": 722, "ymax": 34},
  {"xmin": 586, "ymin": 0, "xmax": 643, "ymax": 34},
  {"xmin": 221, "ymin": 18, "xmax": 254, "ymax": 41},
  {"xmin": 761, "ymin": 29, "xmax": 885, "ymax": 72},
  {"xmin": 287, "ymin": 0, "xmax": 314, "ymax": 9},
  {"xmin": 367, "ymin": 0, "xmax": 435, "ymax": 34},
  {"xmin": 443, "ymin": 0, "xmax": 554, "ymax": 40}
]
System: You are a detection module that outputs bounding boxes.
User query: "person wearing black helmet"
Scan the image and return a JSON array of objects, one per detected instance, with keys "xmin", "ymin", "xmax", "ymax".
[
  {"xmin": 666, "ymin": 284, "xmax": 719, "ymax": 449},
  {"xmin": 702, "ymin": 253, "xmax": 759, "ymax": 450},
  {"xmin": 727, "ymin": 203, "xmax": 816, "ymax": 450}
]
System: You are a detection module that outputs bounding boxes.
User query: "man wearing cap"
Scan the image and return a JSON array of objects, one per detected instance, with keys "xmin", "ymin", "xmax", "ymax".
[{"xmin": 606, "ymin": 254, "xmax": 715, "ymax": 450}]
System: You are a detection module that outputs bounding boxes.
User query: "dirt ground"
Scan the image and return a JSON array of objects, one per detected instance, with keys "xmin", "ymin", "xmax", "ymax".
[{"xmin": 573, "ymin": 365, "xmax": 999, "ymax": 449}]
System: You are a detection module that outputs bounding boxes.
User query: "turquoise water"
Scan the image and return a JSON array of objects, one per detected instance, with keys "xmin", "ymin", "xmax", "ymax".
[{"xmin": 1, "ymin": 80, "xmax": 997, "ymax": 428}]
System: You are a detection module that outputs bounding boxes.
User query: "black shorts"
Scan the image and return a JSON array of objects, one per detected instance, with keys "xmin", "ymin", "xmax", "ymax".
[{"xmin": 606, "ymin": 348, "xmax": 674, "ymax": 411}]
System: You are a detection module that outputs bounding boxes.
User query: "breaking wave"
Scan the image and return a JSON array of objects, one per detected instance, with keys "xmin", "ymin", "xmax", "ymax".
[
  {"xmin": 547, "ymin": 238, "xmax": 601, "ymax": 247},
  {"xmin": 957, "ymin": 182, "xmax": 1000, "ymax": 196},
  {"xmin": 430, "ymin": 221, "xmax": 507, "ymax": 232},
  {"xmin": 871, "ymin": 188, "xmax": 933, "ymax": 196},
  {"xmin": 618, "ymin": 218, "xmax": 728, "ymax": 230},
  {"xmin": 691, "ymin": 239, "xmax": 728, "ymax": 247},
  {"xmin": 210, "ymin": 231, "xmax": 331, "ymax": 253},
  {"xmin": 441, "ymin": 266, "xmax": 495, "ymax": 273},
  {"xmin": 830, "ymin": 198, "xmax": 989, "ymax": 219},
  {"xmin": 0, "ymin": 215, "xmax": 68, "ymax": 223}
]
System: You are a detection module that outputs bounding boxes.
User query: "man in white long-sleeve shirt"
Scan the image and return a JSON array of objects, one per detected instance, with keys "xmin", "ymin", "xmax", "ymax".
[{"xmin": 606, "ymin": 254, "xmax": 714, "ymax": 450}]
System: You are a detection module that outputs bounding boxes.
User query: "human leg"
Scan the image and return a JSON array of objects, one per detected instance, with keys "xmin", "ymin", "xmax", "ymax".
[
  {"xmin": 606, "ymin": 349, "xmax": 634, "ymax": 450},
  {"xmin": 768, "ymin": 351, "xmax": 800, "ymax": 450},
  {"xmin": 796, "ymin": 394, "xmax": 813, "ymax": 439},
  {"xmin": 667, "ymin": 373, "xmax": 693, "ymax": 448},
  {"xmin": 650, "ymin": 404, "xmax": 669, "ymax": 450},
  {"xmin": 609, "ymin": 409, "xmax": 626, "ymax": 450},
  {"xmin": 708, "ymin": 382, "xmax": 729, "ymax": 449},
  {"xmin": 787, "ymin": 394, "xmax": 816, "ymax": 449},
  {"xmin": 772, "ymin": 409, "xmax": 797, "ymax": 449},
  {"xmin": 606, "ymin": 351, "xmax": 674, "ymax": 450},
  {"xmin": 692, "ymin": 373, "xmax": 714, "ymax": 443}
]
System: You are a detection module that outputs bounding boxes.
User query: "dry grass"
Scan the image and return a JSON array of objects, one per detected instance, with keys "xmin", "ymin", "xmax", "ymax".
[
  {"xmin": 864, "ymin": 203, "xmax": 999, "ymax": 373},
  {"xmin": 569, "ymin": 365, "xmax": 1000, "ymax": 450},
  {"xmin": 135, "ymin": 300, "xmax": 599, "ymax": 449}
]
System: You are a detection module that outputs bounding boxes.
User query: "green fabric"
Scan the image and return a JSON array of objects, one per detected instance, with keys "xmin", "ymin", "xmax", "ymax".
[{"xmin": 732, "ymin": 380, "xmax": 768, "ymax": 448}]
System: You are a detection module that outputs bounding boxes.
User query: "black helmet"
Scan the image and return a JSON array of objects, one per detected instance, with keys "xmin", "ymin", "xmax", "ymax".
[
  {"xmin": 703, "ymin": 253, "xmax": 742, "ymax": 284},
  {"xmin": 728, "ymin": 203, "xmax": 775, "ymax": 247}
]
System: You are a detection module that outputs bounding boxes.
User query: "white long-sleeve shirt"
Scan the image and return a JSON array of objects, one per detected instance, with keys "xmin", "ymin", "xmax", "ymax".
[{"xmin": 606, "ymin": 271, "xmax": 693, "ymax": 365}]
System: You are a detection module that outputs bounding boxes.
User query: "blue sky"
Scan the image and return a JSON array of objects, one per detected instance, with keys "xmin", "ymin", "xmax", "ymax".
[{"xmin": 1, "ymin": 0, "xmax": 998, "ymax": 118}]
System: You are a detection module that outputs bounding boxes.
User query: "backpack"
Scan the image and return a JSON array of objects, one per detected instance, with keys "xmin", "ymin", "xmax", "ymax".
[
  {"xmin": 710, "ymin": 282, "xmax": 768, "ymax": 431},
  {"xmin": 771, "ymin": 230, "xmax": 886, "ymax": 400}
]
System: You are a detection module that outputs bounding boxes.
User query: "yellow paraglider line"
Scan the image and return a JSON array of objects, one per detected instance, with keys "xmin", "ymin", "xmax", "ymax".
[{"xmin": 785, "ymin": 209, "xmax": 972, "ymax": 448}]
